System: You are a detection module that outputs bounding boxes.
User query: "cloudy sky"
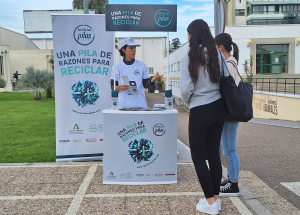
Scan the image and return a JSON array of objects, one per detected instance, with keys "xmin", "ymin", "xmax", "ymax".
[{"xmin": 0, "ymin": 0, "xmax": 214, "ymax": 44}]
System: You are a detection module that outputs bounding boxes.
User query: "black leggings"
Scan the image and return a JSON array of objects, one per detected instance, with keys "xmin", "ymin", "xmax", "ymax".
[{"xmin": 189, "ymin": 99, "xmax": 226, "ymax": 198}]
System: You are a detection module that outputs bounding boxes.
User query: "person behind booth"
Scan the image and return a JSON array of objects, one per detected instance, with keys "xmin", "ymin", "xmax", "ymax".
[{"xmin": 111, "ymin": 38, "xmax": 162, "ymax": 109}]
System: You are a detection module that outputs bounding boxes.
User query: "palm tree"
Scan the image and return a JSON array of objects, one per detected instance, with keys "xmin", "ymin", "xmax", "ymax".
[
  {"xmin": 16, "ymin": 66, "xmax": 54, "ymax": 100},
  {"xmin": 44, "ymin": 72, "xmax": 54, "ymax": 98}
]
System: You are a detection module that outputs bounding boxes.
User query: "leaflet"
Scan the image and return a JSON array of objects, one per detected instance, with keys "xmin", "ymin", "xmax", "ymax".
[{"xmin": 122, "ymin": 76, "xmax": 139, "ymax": 95}]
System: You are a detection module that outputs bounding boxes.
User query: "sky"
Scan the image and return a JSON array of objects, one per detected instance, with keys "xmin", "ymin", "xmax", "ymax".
[{"xmin": 0, "ymin": 0, "xmax": 214, "ymax": 44}]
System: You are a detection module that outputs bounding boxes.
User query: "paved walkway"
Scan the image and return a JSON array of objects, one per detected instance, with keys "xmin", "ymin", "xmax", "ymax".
[
  {"xmin": 1, "ymin": 93, "xmax": 300, "ymax": 215},
  {"xmin": 1, "ymin": 162, "xmax": 299, "ymax": 215}
]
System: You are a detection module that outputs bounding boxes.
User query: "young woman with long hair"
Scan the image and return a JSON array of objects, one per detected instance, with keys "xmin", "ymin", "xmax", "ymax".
[
  {"xmin": 180, "ymin": 19, "xmax": 227, "ymax": 214},
  {"xmin": 215, "ymin": 33, "xmax": 241, "ymax": 197}
]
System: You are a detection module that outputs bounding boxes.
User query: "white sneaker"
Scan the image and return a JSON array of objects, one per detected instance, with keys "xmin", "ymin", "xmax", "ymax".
[
  {"xmin": 215, "ymin": 198, "xmax": 221, "ymax": 211},
  {"xmin": 196, "ymin": 198, "xmax": 219, "ymax": 215}
]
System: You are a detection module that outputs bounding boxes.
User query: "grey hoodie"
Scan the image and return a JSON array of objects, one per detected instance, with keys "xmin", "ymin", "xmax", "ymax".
[{"xmin": 180, "ymin": 48, "xmax": 223, "ymax": 109}]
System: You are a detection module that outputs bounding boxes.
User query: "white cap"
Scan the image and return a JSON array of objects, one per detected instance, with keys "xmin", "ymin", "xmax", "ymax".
[{"xmin": 120, "ymin": 38, "xmax": 141, "ymax": 49}]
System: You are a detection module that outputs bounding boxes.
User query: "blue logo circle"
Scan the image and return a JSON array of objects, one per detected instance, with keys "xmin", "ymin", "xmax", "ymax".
[
  {"xmin": 73, "ymin": 25, "xmax": 95, "ymax": 46},
  {"xmin": 154, "ymin": 9, "xmax": 172, "ymax": 27},
  {"xmin": 134, "ymin": 69, "xmax": 140, "ymax": 76}
]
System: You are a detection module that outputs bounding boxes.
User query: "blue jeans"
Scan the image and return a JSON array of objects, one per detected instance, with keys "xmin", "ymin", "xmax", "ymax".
[{"xmin": 221, "ymin": 121, "xmax": 240, "ymax": 181}]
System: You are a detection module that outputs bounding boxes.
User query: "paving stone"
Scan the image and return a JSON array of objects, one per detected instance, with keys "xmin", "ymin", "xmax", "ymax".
[
  {"xmin": 0, "ymin": 183, "xmax": 43, "ymax": 196},
  {"xmin": 125, "ymin": 196, "xmax": 170, "ymax": 215},
  {"xmin": 219, "ymin": 198, "xmax": 242, "ymax": 215},
  {"xmin": 177, "ymin": 164, "xmax": 198, "ymax": 181},
  {"xmin": 17, "ymin": 199, "xmax": 72, "ymax": 215},
  {"xmin": 165, "ymin": 179, "xmax": 202, "ymax": 193},
  {"xmin": 0, "ymin": 200, "xmax": 18, "ymax": 215},
  {"xmin": 94, "ymin": 165, "xmax": 103, "ymax": 175},
  {"xmin": 168, "ymin": 195, "xmax": 196, "ymax": 215},
  {"xmin": 11, "ymin": 173, "xmax": 57, "ymax": 184},
  {"xmin": 56, "ymin": 166, "xmax": 91, "ymax": 174},
  {"xmin": 36, "ymin": 183, "xmax": 81, "ymax": 195},
  {"xmin": 86, "ymin": 183, "xmax": 127, "ymax": 194},
  {"xmin": 78, "ymin": 197, "xmax": 125, "ymax": 215},
  {"xmin": 127, "ymin": 184, "xmax": 166, "ymax": 193},
  {"xmin": 24, "ymin": 167, "xmax": 59, "ymax": 175},
  {"xmin": 58, "ymin": 173, "xmax": 86, "ymax": 184},
  {"xmin": 257, "ymin": 196, "xmax": 300, "ymax": 215}
]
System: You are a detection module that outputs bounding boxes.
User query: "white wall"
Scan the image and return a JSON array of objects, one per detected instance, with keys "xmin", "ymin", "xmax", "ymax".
[
  {"xmin": 164, "ymin": 42, "xmax": 188, "ymax": 97},
  {"xmin": 31, "ymin": 38, "xmax": 53, "ymax": 49},
  {"xmin": 9, "ymin": 49, "xmax": 53, "ymax": 79},
  {"xmin": 0, "ymin": 27, "xmax": 39, "ymax": 50},
  {"xmin": 0, "ymin": 45, "xmax": 12, "ymax": 92},
  {"xmin": 295, "ymin": 38, "xmax": 300, "ymax": 74},
  {"xmin": 115, "ymin": 37, "xmax": 166, "ymax": 76}
]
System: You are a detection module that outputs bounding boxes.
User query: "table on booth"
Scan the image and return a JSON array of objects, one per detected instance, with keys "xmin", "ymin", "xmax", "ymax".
[{"xmin": 103, "ymin": 109, "xmax": 178, "ymax": 185}]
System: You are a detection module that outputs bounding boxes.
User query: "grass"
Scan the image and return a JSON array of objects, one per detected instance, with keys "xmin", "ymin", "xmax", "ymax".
[{"xmin": 0, "ymin": 91, "xmax": 56, "ymax": 163}]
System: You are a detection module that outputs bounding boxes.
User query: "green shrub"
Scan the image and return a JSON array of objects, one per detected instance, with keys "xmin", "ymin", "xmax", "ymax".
[{"xmin": 0, "ymin": 77, "xmax": 6, "ymax": 88}]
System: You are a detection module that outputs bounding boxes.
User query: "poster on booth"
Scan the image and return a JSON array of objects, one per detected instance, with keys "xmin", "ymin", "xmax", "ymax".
[
  {"xmin": 103, "ymin": 111, "xmax": 178, "ymax": 185},
  {"xmin": 52, "ymin": 15, "xmax": 113, "ymax": 162}
]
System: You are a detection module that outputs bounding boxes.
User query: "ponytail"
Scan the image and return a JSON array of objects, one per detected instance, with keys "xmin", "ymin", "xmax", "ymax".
[
  {"xmin": 215, "ymin": 33, "xmax": 239, "ymax": 63},
  {"xmin": 232, "ymin": 42, "xmax": 239, "ymax": 63}
]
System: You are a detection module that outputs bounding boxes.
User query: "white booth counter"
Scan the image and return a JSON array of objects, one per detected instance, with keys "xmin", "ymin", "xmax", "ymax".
[{"xmin": 103, "ymin": 109, "xmax": 178, "ymax": 185}]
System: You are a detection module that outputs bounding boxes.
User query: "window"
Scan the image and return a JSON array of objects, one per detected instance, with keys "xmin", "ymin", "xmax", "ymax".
[
  {"xmin": 248, "ymin": 19, "xmax": 283, "ymax": 25},
  {"xmin": 177, "ymin": 61, "xmax": 180, "ymax": 71},
  {"xmin": 0, "ymin": 56, "xmax": 3, "ymax": 75},
  {"xmin": 256, "ymin": 44, "xmax": 288, "ymax": 74},
  {"xmin": 235, "ymin": 9, "xmax": 245, "ymax": 16},
  {"xmin": 148, "ymin": 67, "xmax": 154, "ymax": 74},
  {"xmin": 253, "ymin": 5, "xmax": 265, "ymax": 14}
]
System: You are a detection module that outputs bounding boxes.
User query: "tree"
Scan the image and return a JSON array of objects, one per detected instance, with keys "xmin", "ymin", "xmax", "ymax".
[
  {"xmin": 16, "ymin": 66, "xmax": 54, "ymax": 100},
  {"xmin": 171, "ymin": 38, "xmax": 181, "ymax": 49},
  {"xmin": 43, "ymin": 72, "xmax": 55, "ymax": 98},
  {"xmin": 72, "ymin": 0, "xmax": 108, "ymax": 14},
  {"xmin": 49, "ymin": 56, "xmax": 54, "ymax": 71}
]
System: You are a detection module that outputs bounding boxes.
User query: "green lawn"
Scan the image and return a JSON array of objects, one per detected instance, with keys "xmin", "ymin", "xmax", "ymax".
[{"xmin": 0, "ymin": 91, "xmax": 56, "ymax": 163}]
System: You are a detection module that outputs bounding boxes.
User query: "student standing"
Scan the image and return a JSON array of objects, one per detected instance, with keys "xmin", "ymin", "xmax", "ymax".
[
  {"xmin": 215, "ymin": 33, "xmax": 241, "ymax": 197},
  {"xmin": 180, "ymin": 19, "xmax": 226, "ymax": 214}
]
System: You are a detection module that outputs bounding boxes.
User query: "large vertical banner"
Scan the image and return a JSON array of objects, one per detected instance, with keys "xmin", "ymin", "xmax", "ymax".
[{"xmin": 52, "ymin": 15, "xmax": 113, "ymax": 162}]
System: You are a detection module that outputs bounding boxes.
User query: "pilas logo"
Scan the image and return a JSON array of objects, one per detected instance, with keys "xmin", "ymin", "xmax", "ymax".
[
  {"xmin": 73, "ymin": 24, "xmax": 95, "ymax": 46},
  {"xmin": 154, "ymin": 9, "xmax": 172, "ymax": 27},
  {"xmin": 134, "ymin": 69, "xmax": 140, "ymax": 76},
  {"xmin": 153, "ymin": 123, "xmax": 166, "ymax": 136}
]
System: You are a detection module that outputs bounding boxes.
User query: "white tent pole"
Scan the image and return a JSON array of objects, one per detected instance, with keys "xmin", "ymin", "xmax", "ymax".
[{"xmin": 167, "ymin": 32, "xmax": 169, "ymax": 91}]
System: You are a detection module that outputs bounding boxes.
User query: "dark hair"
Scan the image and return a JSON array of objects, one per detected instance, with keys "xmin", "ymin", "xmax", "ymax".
[
  {"xmin": 119, "ymin": 45, "xmax": 128, "ymax": 57},
  {"xmin": 215, "ymin": 33, "xmax": 239, "ymax": 63},
  {"xmin": 187, "ymin": 19, "xmax": 220, "ymax": 84}
]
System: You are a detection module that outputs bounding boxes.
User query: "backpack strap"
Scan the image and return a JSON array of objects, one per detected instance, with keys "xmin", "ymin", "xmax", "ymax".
[{"xmin": 227, "ymin": 60, "xmax": 243, "ymax": 80}]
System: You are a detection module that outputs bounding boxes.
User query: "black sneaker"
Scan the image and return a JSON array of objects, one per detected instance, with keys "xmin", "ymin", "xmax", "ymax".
[
  {"xmin": 219, "ymin": 182, "xmax": 240, "ymax": 197},
  {"xmin": 220, "ymin": 176, "xmax": 229, "ymax": 186}
]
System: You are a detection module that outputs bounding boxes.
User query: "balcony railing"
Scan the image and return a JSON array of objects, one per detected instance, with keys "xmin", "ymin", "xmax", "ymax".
[
  {"xmin": 248, "ymin": 10, "xmax": 300, "ymax": 15},
  {"xmin": 252, "ymin": 78, "xmax": 300, "ymax": 95}
]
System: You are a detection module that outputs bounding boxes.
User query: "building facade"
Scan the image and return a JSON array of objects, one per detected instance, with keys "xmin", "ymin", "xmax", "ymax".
[
  {"xmin": 0, "ymin": 27, "xmax": 52, "ymax": 92},
  {"xmin": 164, "ymin": 24, "xmax": 300, "ymax": 98}
]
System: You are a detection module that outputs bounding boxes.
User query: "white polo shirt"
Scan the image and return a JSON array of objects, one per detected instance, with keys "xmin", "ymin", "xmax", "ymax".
[{"xmin": 112, "ymin": 59, "xmax": 149, "ymax": 108}]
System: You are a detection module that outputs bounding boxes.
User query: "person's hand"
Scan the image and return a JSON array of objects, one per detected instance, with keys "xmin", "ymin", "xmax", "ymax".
[
  {"xmin": 151, "ymin": 72, "xmax": 163, "ymax": 82},
  {"xmin": 116, "ymin": 84, "xmax": 129, "ymax": 91}
]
